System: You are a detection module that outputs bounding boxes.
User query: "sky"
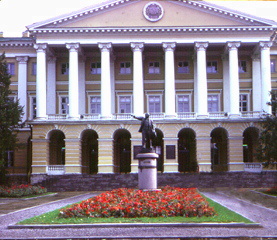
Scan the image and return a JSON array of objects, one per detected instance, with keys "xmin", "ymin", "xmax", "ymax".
[{"xmin": 0, "ymin": 0, "xmax": 277, "ymax": 37}]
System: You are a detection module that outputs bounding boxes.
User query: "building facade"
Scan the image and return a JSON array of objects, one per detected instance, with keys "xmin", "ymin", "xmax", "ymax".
[{"xmin": 1, "ymin": 0, "xmax": 277, "ymax": 184}]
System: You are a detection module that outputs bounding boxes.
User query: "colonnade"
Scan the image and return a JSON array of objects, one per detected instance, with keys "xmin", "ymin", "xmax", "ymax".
[{"xmin": 32, "ymin": 41, "xmax": 273, "ymax": 120}]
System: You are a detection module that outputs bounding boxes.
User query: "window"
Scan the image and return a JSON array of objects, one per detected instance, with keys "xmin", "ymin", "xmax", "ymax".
[
  {"xmin": 148, "ymin": 95, "xmax": 161, "ymax": 113},
  {"xmin": 91, "ymin": 62, "xmax": 101, "ymax": 75},
  {"xmin": 61, "ymin": 63, "xmax": 69, "ymax": 75},
  {"xmin": 239, "ymin": 94, "xmax": 248, "ymax": 112},
  {"xmin": 5, "ymin": 150, "xmax": 14, "ymax": 167},
  {"xmin": 31, "ymin": 97, "xmax": 37, "ymax": 119},
  {"xmin": 271, "ymin": 59, "xmax": 276, "ymax": 73},
  {"xmin": 120, "ymin": 62, "xmax": 131, "ymax": 74},
  {"xmin": 208, "ymin": 95, "xmax": 219, "ymax": 112},
  {"xmin": 119, "ymin": 96, "xmax": 131, "ymax": 113},
  {"xmin": 60, "ymin": 97, "xmax": 69, "ymax": 114},
  {"xmin": 32, "ymin": 62, "xmax": 37, "ymax": 75},
  {"xmin": 207, "ymin": 61, "xmax": 218, "ymax": 73},
  {"xmin": 177, "ymin": 61, "xmax": 190, "ymax": 74},
  {"xmin": 7, "ymin": 63, "xmax": 15, "ymax": 75},
  {"xmin": 90, "ymin": 96, "xmax": 101, "ymax": 114},
  {"xmin": 177, "ymin": 95, "xmax": 190, "ymax": 112},
  {"xmin": 148, "ymin": 62, "xmax": 160, "ymax": 74},
  {"xmin": 239, "ymin": 60, "xmax": 247, "ymax": 73}
]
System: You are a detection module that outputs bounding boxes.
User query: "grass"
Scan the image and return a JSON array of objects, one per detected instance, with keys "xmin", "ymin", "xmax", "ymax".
[{"xmin": 18, "ymin": 194, "xmax": 253, "ymax": 225}]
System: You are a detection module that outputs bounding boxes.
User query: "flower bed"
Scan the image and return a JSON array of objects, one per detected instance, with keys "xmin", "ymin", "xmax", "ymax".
[
  {"xmin": 59, "ymin": 186, "xmax": 216, "ymax": 218},
  {"xmin": 0, "ymin": 184, "xmax": 47, "ymax": 198}
]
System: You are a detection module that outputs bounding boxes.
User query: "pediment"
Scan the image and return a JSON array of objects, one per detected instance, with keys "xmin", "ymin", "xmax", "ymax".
[{"xmin": 28, "ymin": 0, "xmax": 277, "ymax": 31}]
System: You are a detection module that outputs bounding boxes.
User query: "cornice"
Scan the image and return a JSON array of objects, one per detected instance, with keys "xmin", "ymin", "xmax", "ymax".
[{"xmin": 29, "ymin": 26, "xmax": 276, "ymax": 36}]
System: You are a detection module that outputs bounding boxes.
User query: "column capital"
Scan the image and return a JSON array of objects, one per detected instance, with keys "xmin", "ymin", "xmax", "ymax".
[
  {"xmin": 226, "ymin": 41, "xmax": 241, "ymax": 51},
  {"xmin": 34, "ymin": 43, "xmax": 47, "ymax": 52},
  {"xmin": 162, "ymin": 42, "xmax": 176, "ymax": 52},
  {"xmin": 66, "ymin": 43, "xmax": 80, "ymax": 52},
  {"xmin": 98, "ymin": 42, "xmax": 112, "ymax": 52},
  {"xmin": 194, "ymin": 42, "xmax": 208, "ymax": 51},
  {"xmin": 16, "ymin": 56, "xmax": 28, "ymax": 63},
  {"xmin": 259, "ymin": 41, "xmax": 273, "ymax": 50},
  {"xmin": 131, "ymin": 42, "xmax": 144, "ymax": 52}
]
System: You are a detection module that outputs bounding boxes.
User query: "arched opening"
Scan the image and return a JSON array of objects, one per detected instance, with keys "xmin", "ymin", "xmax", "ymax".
[
  {"xmin": 49, "ymin": 130, "xmax": 65, "ymax": 165},
  {"xmin": 81, "ymin": 129, "xmax": 99, "ymax": 174},
  {"xmin": 243, "ymin": 127, "xmax": 259, "ymax": 163},
  {"xmin": 113, "ymin": 129, "xmax": 131, "ymax": 173},
  {"xmin": 178, "ymin": 128, "xmax": 198, "ymax": 172},
  {"xmin": 152, "ymin": 128, "xmax": 164, "ymax": 172},
  {"xmin": 210, "ymin": 127, "xmax": 229, "ymax": 172}
]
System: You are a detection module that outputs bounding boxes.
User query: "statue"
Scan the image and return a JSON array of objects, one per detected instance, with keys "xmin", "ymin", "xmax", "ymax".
[{"xmin": 132, "ymin": 113, "xmax": 156, "ymax": 149}]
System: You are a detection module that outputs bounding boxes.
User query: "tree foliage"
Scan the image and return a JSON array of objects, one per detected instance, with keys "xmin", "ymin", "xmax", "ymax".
[
  {"xmin": 0, "ymin": 53, "xmax": 24, "ymax": 184},
  {"xmin": 256, "ymin": 91, "xmax": 277, "ymax": 166}
]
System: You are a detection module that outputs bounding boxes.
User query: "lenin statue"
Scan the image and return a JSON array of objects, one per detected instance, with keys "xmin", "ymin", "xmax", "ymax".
[{"xmin": 132, "ymin": 113, "xmax": 156, "ymax": 149}]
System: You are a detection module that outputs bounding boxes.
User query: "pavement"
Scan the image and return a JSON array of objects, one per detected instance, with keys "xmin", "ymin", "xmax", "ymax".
[{"xmin": 0, "ymin": 190, "xmax": 276, "ymax": 240}]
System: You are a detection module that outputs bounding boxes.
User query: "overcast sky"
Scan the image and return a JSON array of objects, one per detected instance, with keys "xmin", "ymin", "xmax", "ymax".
[{"xmin": 0, "ymin": 0, "xmax": 277, "ymax": 37}]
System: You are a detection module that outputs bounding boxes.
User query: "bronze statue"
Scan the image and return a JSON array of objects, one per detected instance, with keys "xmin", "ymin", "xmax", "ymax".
[{"xmin": 132, "ymin": 113, "xmax": 156, "ymax": 149}]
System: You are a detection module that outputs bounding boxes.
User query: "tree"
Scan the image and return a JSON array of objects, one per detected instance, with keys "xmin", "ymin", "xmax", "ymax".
[
  {"xmin": 0, "ymin": 53, "xmax": 24, "ymax": 185},
  {"xmin": 256, "ymin": 91, "xmax": 277, "ymax": 167}
]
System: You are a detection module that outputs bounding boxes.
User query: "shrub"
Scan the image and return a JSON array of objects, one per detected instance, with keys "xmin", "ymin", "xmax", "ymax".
[
  {"xmin": 59, "ymin": 186, "xmax": 216, "ymax": 218},
  {"xmin": 0, "ymin": 184, "xmax": 47, "ymax": 198}
]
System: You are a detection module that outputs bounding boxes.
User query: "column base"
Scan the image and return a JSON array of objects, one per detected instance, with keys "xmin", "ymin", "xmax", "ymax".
[
  {"xmin": 197, "ymin": 114, "xmax": 209, "ymax": 119},
  {"xmin": 229, "ymin": 113, "xmax": 241, "ymax": 119}
]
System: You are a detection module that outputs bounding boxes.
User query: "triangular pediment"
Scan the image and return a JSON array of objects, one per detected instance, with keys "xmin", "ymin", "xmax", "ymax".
[{"xmin": 27, "ymin": 0, "xmax": 277, "ymax": 31}]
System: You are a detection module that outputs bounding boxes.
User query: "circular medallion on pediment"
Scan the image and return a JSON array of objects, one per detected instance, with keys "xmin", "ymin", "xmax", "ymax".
[{"xmin": 143, "ymin": 2, "xmax": 164, "ymax": 22}]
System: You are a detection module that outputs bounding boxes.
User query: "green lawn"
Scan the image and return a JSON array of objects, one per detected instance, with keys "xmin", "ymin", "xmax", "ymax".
[{"xmin": 18, "ymin": 195, "xmax": 253, "ymax": 225}]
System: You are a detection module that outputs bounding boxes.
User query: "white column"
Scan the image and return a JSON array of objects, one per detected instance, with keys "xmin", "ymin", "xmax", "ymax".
[
  {"xmin": 260, "ymin": 41, "xmax": 273, "ymax": 114},
  {"xmin": 78, "ymin": 56, "xmax": 86, "ymax": 115},
  {"xmin": 195, "ymin": 42, "xmax": 208, "ymax": 118},
  {"xmin": 252, "ymin": 55, "xmax": 262, "ymax": 111},
  {"xmin": 222, "ymin": 55, "xmax": 230, "ymax": 113},
  {"xmin": 66, "ymin": 43, "xmax": 80, "ymax": 119},
  {"xmin": 227, "ymin": 42, "xmax": 240, "ymax": 117},
  {"xmin": 47, "ymin": 56, "xmax": 56, "ymax": 115},
  {"xmin": 16, "ymin": 56, "xmax": 28, "ymax": 122},
  {"xmin": 131, "ymin": 42, "xmax": 144, "ymax": 116},
  {"xmin": 34, "ymin": 43, "xmax": 47, "ymax": 119},
  {"xmin": 163, "ymin": 42, "xmax": 176, "ymax": 118},
  {"xmin": 99, "ymin": 43, "xmax": 112, "ymax": 119}
]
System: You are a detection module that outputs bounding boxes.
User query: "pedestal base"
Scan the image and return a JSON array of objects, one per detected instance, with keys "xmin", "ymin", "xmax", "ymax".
[{"xmin": 136, "ymin": 151, "xmax": 159, "ymax": 190}]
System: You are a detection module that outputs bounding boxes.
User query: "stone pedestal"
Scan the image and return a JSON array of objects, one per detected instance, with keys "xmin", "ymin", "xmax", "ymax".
[{"xmin": 136, "ymin": 151, "xmax": 159, "ymax": 190}]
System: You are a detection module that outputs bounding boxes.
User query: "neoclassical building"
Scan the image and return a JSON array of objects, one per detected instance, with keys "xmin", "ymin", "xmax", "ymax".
[{"xmin": 1, "ymin": 0, "xmax": 277, "ymax": 184}]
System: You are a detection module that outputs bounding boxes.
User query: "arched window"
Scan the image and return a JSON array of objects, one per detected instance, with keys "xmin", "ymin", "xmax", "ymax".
[
  {"xmin": 178, "ymin": 128, "xmax": 198, "ymax": 172},
  {"xmin": 49, "ymin": 130, "xmax": 65, "ymax": 165},
  {"xmin": 210, "ymin": 128, "xmax": 229, "ymax": 172},
  {"xmin": 243, "ymin": 127, "xmax": 259, "ymax": 163},
  {"xmin": 81, "ymin": 129, "xmax": 99, "ymax": 174}
]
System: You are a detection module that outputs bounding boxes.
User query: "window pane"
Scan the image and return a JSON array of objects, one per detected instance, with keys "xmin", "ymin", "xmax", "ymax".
[
  {"xmin": 208, "ymin": 95, "xmax": 219, "ymax": 112},
  {"xmin": 90, "ymin": 96, "xmax": 101, "ymax": 114},
  {"xmin": 178, "ymin": 95, "xmax": 190, "ymax": 112},
  {"xmin": 148, "ymin": 96, "xmax": 161, "ymax": 113}
]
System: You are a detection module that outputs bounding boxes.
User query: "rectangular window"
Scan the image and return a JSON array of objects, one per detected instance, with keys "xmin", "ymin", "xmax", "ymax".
[
  {"xmin": 271, "ymin": 59, "xmax": 276, "ymax": 73},
  {"xmin": 239, "ymin": 60, "xmax": 247, "ymax": 73},
  {"xmin": 207, "ymin": 61, "xmax": 218, "ymax": 73},
  {"xmin": 208, "ymin": 95, "xmax": 219, "ymax": 112},
  {"xmin": 239, "ymin": 94, "xmax": 248, "ymax": 112},
  {"xmin": 119, "ymin": 96, "xmax": 131, "ymax": 113},
  {"xmin": 120, "ymin": 62, "xmax": 131, "ymax": 74},
  {"xmin": 177, "ymin": 95, "xmax": 190, "ymax": 112},
  {"xmin": 32, "ymin": 97, "xmax": 37, "ymax": 119},
  {"xmin": 61, "ymin": 63, "xmax": 69, "ymax": 75},
  {"xmin": 7, "ymin": 63, "xmax": 15, "ymax": 75},
  {"xmin": 148, "ymin": 62, "xmax": 160, "ymax": 74},
  {"xmin": 60, "ymin": 96, "xmax": 69, "ymax": 114},
  {"xmin": 177, "ymin": 61, "xmax": 190, "ymax": 74},
  {"xmin": 148, "ymin": 95, "xmax": 161, "ymax": 113},
  {"xmin": 91, "ymin": 62, "xmax": 101, "ymax": 74},
  {"xmin": 5, "ymin": 150, "xmax": 14, "ymax": 167},
  {"xmin": 32, "ymin": 62, "xmax": 37, "ymax": 75},
  {"xmin": 90, "ymin": 96, "xmax": 101, "ymax": 114}
]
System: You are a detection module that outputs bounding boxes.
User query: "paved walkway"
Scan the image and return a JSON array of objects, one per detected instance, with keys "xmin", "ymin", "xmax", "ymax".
[{"xmin": 0, "ymin": 190, "xmax": 276, "ymax": 239}]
